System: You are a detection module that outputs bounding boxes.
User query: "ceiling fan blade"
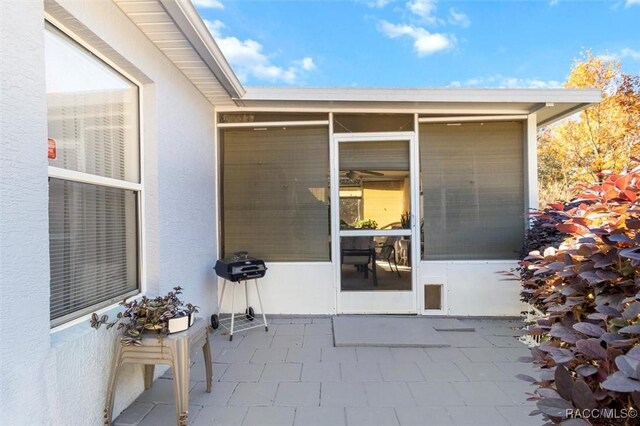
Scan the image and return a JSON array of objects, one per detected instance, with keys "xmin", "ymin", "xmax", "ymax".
[{"xmin": 340, "ymin": 170, "xmax": 383, "ymax": 179}]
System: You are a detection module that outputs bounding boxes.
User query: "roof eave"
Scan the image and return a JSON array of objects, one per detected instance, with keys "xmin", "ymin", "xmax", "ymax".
[
  {"xmin": 241, "ymin": 87, "xmax": 602, "ymax": 104},
  {"xmin": 160, "ymin": 0, "xmax": 245, "ymax": 99}
]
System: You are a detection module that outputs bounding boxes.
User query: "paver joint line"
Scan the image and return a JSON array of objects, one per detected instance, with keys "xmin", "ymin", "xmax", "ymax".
[
  {"xmin": 114, "ymin": 315, "xmax": 538, "ymax": 426},
  {"xmin": 333, "ymin": 316, "xmax": 452, "ymax": 348}
]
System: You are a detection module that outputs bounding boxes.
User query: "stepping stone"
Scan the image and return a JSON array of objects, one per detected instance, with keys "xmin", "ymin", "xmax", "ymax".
[
  {"xmin": 429, "ymin": 318, "xmax": 476, "ymax": 332},
  {"xmin": 333, "ymin": 316, "xmax": 450, "ymax": 347}
]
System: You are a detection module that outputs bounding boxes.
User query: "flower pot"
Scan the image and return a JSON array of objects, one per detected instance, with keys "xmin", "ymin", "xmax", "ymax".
[{"xmin": 168, "ymin": 315, "xmax": 190, "ymax": 334}]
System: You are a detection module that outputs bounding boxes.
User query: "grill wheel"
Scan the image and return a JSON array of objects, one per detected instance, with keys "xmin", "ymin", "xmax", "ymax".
[{"xmin": 210, "ymin": 314, "xmax": 219, "ymax": 329}]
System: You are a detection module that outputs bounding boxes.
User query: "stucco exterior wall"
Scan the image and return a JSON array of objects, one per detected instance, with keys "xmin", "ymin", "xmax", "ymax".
[
  {"xmin": 419, "ymin": 261, "xmax": 528, "ymax": 316},
  {"xmin": 0, "ymin": 0, "xmax": 218, "ymax": 424},
  {"xmin": 0, "ymin": 1, "xmax": 53, "ymax": 423},
  {"xmin": 218, "ymin": 263, "xmax": 337, "ymax": 315}
]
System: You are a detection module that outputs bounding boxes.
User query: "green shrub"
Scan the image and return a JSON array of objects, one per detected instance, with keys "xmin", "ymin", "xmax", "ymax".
[{"xmin": 519, "ymin": 164, "xmax": 640, "ymax": 425}]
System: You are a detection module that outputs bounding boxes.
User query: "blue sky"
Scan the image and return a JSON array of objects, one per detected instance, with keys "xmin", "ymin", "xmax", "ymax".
[{"xmin": 194, "ymin": 0, "xmax": 640, "ymax": 88}]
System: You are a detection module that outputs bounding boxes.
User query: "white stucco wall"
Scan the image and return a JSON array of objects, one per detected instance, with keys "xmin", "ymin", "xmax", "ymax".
[
  {"xmin": 0, "ymin": 0, "xmax": 218, "ymax": 424},
  {"xmin": 0, "ymin": 1, "xmax": 54, "ymax": 423},
  {"xmin": 420, "ymin": 261, "xmax": 528, "ymax": 316},
  {"xmin": 218, "ymin": 263, "xmax": 336, "ymax": 315},
  {"xmin": 220, "ymin": 261, "xmax": 526, "ymax": 317}
]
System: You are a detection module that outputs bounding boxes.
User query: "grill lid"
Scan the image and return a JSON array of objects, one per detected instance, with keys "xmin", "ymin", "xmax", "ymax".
[{"xmin": 215, "ymin": 251, "xmax": 267, "ymax": 282}]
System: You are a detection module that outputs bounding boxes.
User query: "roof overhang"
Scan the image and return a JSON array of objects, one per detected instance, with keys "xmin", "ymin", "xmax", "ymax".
[
  {"xmin": 234, "ymin": 87, "xmax": 602, "ymax": 127},
  {"xmin": 114, "ymin": 0, "xmax": 244, "ymax": 106}
]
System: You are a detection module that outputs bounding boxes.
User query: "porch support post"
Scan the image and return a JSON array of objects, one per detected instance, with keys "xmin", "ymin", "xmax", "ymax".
[
  {"xmin": 525, "ymin": 113, "xmax": 539, "ymax": 227},
  {"xmin": 328, "ymin": 111, "xmax": 339, "ymax": 315}
]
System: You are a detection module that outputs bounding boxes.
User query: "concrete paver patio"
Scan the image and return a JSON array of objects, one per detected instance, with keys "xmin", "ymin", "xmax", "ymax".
[{"xmin": 114, "ymin": 317, "xmax": 542, "ymax": 426}]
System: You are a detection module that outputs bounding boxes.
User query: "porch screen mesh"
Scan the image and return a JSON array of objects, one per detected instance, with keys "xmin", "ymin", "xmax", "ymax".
[
  {"xmin": 222, "ymin": 127, "xmax": 330, "ymax": 261},
  {"xmin": 339, "ymin": 141, "xmax": 409, "ymax": 171},
  {"xmin": 420, "ymin": 122, "xmax": 524, "ymax": 260},
  {"xmin": 333, "ymin": 114, "xmax": 414, "ymax": 133}
]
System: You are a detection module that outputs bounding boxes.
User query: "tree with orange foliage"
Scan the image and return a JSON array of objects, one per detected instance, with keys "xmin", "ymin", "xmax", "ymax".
[{"xmin": 538, "ymin": 52, "xmax": 640, "ymax": 205}]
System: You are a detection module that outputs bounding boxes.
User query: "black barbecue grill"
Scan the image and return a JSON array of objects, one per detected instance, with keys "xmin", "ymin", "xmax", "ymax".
[
  {"xmin": 214, "ymin": 252, "xmax": 267, "ymax": 282},
  {"xmin": 212, "ymin": 251, "xmax": 268, "ymax": 340}
]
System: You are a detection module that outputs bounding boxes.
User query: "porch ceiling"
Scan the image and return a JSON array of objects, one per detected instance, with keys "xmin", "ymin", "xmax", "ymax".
[{"xmin": 114, "ymin": 0, "xmax": 244, "ymax": 106}]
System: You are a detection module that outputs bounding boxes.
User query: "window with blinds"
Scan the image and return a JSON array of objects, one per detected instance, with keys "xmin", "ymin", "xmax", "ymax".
[
  {"xmin": 45, "ymin": 24, "xmax": 140, "ymax": 327},
  {"xmin": 48, "ymin": 180, "xmax": 139, "ymax": 322},
  {"xmin": 222, "ymin": 127, "xmax": 330, "ymax": 261},
  {"xmin": 420, "ymin": 122, "xmax": 524, "ymax": 260}
]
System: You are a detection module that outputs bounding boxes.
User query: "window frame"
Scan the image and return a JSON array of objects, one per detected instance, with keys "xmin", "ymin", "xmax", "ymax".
[{"xmin": 45, "ymin": 19, "xmax": 146, "ymax": 331}]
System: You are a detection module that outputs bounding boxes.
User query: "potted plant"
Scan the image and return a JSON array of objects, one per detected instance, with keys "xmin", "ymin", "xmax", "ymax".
[
  {"xmin": 354, "ymin": 219, "xmax": 378, "ymax": 229},
  {"xmin": 90, "ymin": 286, "xmax": 199, "ymax": 346},
  {"xmin": 400, "ymin": 211, "xmax": 410, "ymax": 229}
]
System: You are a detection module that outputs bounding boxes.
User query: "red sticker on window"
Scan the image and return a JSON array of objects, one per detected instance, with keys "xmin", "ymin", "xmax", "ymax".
[{"xmin": 48, "ymin": 138, "xmax": 56, "ymax": 160}]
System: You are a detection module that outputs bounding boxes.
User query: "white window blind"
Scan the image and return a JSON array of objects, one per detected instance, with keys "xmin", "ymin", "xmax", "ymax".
[
  {"xmin": 45, "ymin": 24, "xmax": 140, "ymax": 327},
  {"xmin": 49, "ymin": 179, "xmax": 138, "ymax": 324},
  {"xmin": 45, "ymin": 27, "xmax": 139, "ymax": 183},
  {"xmin": 47, "ymin": 90, "xmax": 139, "ymax": 182},
  {"xmin": 222, "ymin": 127, "xmax": 330, "ymax": 261},
  {"xmin": 420, "ymin": 122, "xmax": 524, "ymax": 260}
]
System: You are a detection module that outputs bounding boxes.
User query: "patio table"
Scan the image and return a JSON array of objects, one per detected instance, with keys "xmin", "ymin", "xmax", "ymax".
[{"xmin": 103, "ymin": 318, "xmax": 212, "ymax": 426}]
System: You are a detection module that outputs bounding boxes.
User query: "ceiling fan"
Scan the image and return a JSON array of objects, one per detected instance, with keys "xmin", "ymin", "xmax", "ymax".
[{"xmin": 340, "ymin": 170, "xmax": 384, "ymax": 179}]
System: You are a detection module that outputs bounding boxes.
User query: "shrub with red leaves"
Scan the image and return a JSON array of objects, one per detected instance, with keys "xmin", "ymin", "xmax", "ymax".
[
  {"xmin": 518, "ymin": 208, "xmax": 568, "ymax": 304},
  {"xmin": 519, "ymin": 163, "xmax": 640, "ymax": 425}
]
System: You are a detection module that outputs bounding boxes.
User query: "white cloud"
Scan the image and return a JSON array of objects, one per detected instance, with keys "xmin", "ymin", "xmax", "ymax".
[
  {"xmin": 204, "ymin": 20, "xmax": 316, "ymax": 84},
  {"xmin": 598, "ymin": 53, "xmax": 617, "ymax": 62},
  {"xmin": 620, "ymin": 47, "xmax": 640, "ymax": 60},
  {"xmin": 447, "ymin": 74, "xmax": 562, "ymax": 89},
  {"xmin": 367, "ymin": 0, "xmax": 394, "ymax": 7},
  {"xmin": 598, "ymin": 48, "xmax": 640, "ymax": 62},
  {"xmin": 297, "ymin": 57, "xmax": 316, "ymax": 71},
  {"xmin": 625, "ymin": 0, "xmax": 640, "ymax": 7},
  {"xmin": 408, "ymin": 0, "xmax": 437, "ymax": 18},
  {"xmin": 379, "ymin": 21, "xmax": 454, "ymax": 56},
  {"xmin": 549, "ymin": 0, "xmax": 559, "ymax": 6},
  {"xmin": 205, "ymin": 19, "xmax": 225, "ymax": 37},
  {"xmin": 448, "ymin": 8, "xmax": 470, "ymax": 27},
  {"xmin": 406, "ymin": 0, "xmax": 442, "ymax": 25},
  {"xmin": 192, "ymin": 0, "xmax": 224, "ymax": 9}
]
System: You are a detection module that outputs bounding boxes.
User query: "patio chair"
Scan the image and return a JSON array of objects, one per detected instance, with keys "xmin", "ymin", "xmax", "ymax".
[
  {"xmin": 341, "ymin": 236, "xmax": 377, "ymax": 286},
  {"xmin": 376, "ymin": 236, "xmax": 401, "ymax": 277},
  {"xmin": 397, "ymin": 238, "xmax": 409, "ymax": 266}
]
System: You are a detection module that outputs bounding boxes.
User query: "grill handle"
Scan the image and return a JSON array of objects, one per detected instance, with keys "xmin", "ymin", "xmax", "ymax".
[{"xmin": 241, "ymin": 272, "xmax": 264, "ymax": 280}]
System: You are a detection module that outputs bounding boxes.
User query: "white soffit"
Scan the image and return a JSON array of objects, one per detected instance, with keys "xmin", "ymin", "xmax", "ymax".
[
  {"xmin": 237, "ymin": 87, "xmax": 602, "ymax": 127},
  {"xmin": 114, "ymin": 0, "xmax": 244, "ymax": 106}
]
